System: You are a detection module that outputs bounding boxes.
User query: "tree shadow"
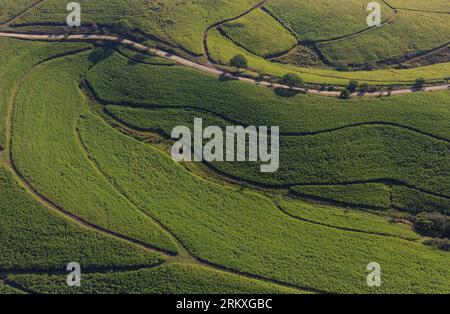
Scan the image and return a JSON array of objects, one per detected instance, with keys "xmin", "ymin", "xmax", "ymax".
[{"xmin": 274, "ymin": 87, "xmax": 299, "ymax": 97}]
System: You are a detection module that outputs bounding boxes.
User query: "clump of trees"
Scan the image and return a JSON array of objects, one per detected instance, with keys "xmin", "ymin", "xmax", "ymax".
[
  {"xmin": 280, "ymin": 73, "xmax": 304, "ymax": 88},
  {"xmin": 414, "ymin": 212, "xmax": 450, "ymax": 238},
  {"xmin": 414, "ymin": 77, "xmax": 426, "ymax": 89},
  {"xmin": 346, "ymin": 80, "xmax": 359, "ymax": 93}
]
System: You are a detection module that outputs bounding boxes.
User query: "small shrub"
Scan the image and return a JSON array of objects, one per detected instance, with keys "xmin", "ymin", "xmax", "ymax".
[
  {"xmin": 339, "ymin": 88, "xmax": 351, "ymax": 99},
  {"xmin": 229, "ymin": 54, "xmax": 248, "ymax": 69},
  {"xmin": 280, "ymin": 73, "xmax": 304, "ymax": 88},
  {"xmin": 414, "ymin": 212, "xmax": 450, "ymax": 238},
  {"xmin": 347, "ymin": 80, "xmax": 359, "ymax": 93}
]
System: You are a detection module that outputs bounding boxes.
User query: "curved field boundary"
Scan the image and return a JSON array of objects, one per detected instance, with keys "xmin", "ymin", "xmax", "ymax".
[
  {"xmin": 273, "ymin": 201, "xmax": 417, "ymax": 241},
  {"xmin": 0, "ymin": 32, "xmax": 449, "ymax": 96},
  {"xmin": 202, "ymin": 0, "xmax": 269, "ymax": 62}
]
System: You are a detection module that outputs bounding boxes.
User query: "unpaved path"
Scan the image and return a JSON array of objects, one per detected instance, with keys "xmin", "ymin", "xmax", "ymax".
[{"xmin": 0, "ymin": 32, "xmax": 448, "ymax": 98}]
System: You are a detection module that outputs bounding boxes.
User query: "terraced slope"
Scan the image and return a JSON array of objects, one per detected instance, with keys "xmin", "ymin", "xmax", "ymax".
[
  {"xmin": 11, "ymin": 49, "xmax": 177, "ymax": 253},
  {"xmin": 386, "ymin": 0, "xmax": 450, "ymax": 12},
  {"xmin": 8, "ymin": 263, "xmax": 299, "ymax": 294}
]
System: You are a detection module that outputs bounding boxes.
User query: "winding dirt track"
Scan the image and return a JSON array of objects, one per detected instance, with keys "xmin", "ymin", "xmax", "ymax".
[{"xmin": 0, "ymin": 31, "xmax": 448, "ymax": 98}]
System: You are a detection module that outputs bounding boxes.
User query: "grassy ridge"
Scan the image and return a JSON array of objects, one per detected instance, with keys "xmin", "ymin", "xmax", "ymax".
[
  {"xmin": 219, "ymin": 8, "xmax": 297, "ymax": 57},
  {"xmin": 0, "ymin": 164, "xmax": 164, "ymax": 271},
  {"xmin": 8, "ymin": 263, "xmax": 300, "ymax": 294},
  {"xmin": 0, "ymin": 38, "xmax": 90, "ymax": 149},
  {"xmin": 78, "ymin": 112, "xmax": 450, "ymax": 293},
  {"xmin": 16, "ymin": 0, "xmax": 260, "ymax": 55},
  {"xmin": 11, "ymin": 50, "xmax": 177, "ymax": 253},
  {"xmin": 88, "ymin": 54, "xmax": 450, "ymax": 139},
  {"xmin": 317, "ymin": 10, "xmax": 450, "ymax": 66},
  {"xmin": 277, "ymin": 198, "xmax": 418, "ymax": 240}
]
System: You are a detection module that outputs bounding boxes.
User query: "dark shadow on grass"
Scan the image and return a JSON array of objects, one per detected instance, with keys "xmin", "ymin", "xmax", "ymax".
[{"xmin": 274, "ymin": 87, "xmax": 299, "ymax": 97}]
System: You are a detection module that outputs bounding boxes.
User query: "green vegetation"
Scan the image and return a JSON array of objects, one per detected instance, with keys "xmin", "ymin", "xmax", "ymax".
[
  {"xmin": 290, "ymin": 183, "xmax": 391, "ymax": 209},
  {"xmin": 229, "ymin": 54, "xmax": 248, "ymax": 70},
  {"xmin": 277, "ymin": 198, "xmax": 418, "ymax": 240},
  {"xmin": 387, "ymin": 0, "xmax": 450, "ymax": 12},
  {"xmin": 280, "ymin": 73, "xmax": 304, "ymax": 88},
  {"xmin": 87, "ymin": 53, "xmax": 450, "ymax": 139},
  {"xmin": 264, "ymin": 0, "xmax": 394, "ymax": 42},
  {"xmin": 219, "ymin": 8, "xmax": 297, "ymax": 57},
  {"xmin": 0, "ymin": 38, "xmax": 91, "ymax": 149},
  {"xmin": 77, "ymin": 111, "xmax": 450, "ymax": 293},
  {"xmin": 11, "ymin": 50, "xmax": 177, "ymax": 253},
  {"xmin": 16, "ymin": 0, "xmax": 261, "ymax": 55},
  {"xmin": 0, "ymin": 282, "xmax": 23, "ymax": 294},
  {"xmin": 0, "ymin": 0, "xmax": 37, "ymax": 23},
  {"xmin": 413, "ymin": 212, "xmax": 450, "ymax": 238},
  {"xmin": 207, "ymin": 28, "xmax": 450, "ymax": 85},
  {"xmin": 317, "ymin": 10, "xmax": 450, "ymax": 66},
  {"xmin": 0, "ymin": 165, "xmax": 164, "ymax": 270},
  {"xmin": 8, "ymin": 263, "xmax": 299, "ymax": 294},
  {"xmin": 390, "ymin": 186, "xmax": 450, "ymax": 215}
]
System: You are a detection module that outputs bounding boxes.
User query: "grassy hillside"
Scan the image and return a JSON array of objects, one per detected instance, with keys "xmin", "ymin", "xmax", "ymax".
[
  {"xmin": 15, "ymin": 0, "xmax": 261, "ymax": 55},
  {"xmin": 77, "ymin": 111, "xmax": 450, "ymax": 293},
  {"xmin": 0, "ymin": 164, "xmax": 164, "ymax": 270},
  {"xmin": 11, "ymin": 50, "xmax": 177, "ymax": 253},
  {"xmin": 8, "ymin": 263, "xmax": 299, "ymax": 294},
  {"xmin": 277, "ymin": 198, "xmax": 418, "ymax": 240},
  {"xmin": 263, "ymin": 0, "xmax": 394, "ymax": 42},
  {"xmin": 207, "ymin": 28, "xmax": 450, "ymax": 84},
  {"xmin": 317, "ymin": 10, "xmax": 450, "ymax": 66},
  {"xmin": 0, "ymin": 0, "xmax": 38, "ymax": 23},
  {"xmin": 87, "ymin": 54, "xmax": 450, "ymax": 139},
  {"xmin": 218, "ymin": 8, "xmax": 297, "ymax": 57},
  {"xmin": 0, "ymin": 38, "xmax": 91, "ymax": 149},
  {"xmin": 386, "ymin": 0, "xmax": 450, "ymax": 12}
]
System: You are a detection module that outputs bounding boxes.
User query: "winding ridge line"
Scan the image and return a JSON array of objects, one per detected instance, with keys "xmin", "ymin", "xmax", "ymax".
[{"xmin": 0, "ymin": 32, "xmax": 449, "ymax": 96}]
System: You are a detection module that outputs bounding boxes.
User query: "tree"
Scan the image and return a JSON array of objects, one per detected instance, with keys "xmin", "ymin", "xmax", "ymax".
[
  {"xmin": 113, "ymin": 19, "xmax": 133, "ymax": 36},
  {"xmin": 339, "ymin": 88, "xmax": 351, "ymax": 99},
  {"xmin": 347, "ymin": 80, "xmax": 359, "ymax": 92},
  {"xmin": 89, "ymin": 22, "xmax": 99, "ymax": 33},
  {"xmin": 229, "ymin": 54, "xmax": 248, "ymax": 70},
  {"xmin": 359, "ymin": 83, "xmax": 369, "ymax": 93},
  {"xmin": 414, "ymin": 77, "xmax": 426, "ymax": 89},
  {"xmin": 280, "ymin": 73, "xmax": 304, "ymax": 88}
]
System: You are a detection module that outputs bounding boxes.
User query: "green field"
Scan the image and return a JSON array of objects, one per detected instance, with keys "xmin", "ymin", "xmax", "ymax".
[
  {"xmin": 1, "ymin": 0, "xmax": 449, "ymax": 295},
  {"xmin": 15, "ymin": 0, "xmax": 260, "ymax": 55},
  {"xmin": 317, "ymin": 10, "xmax": 450, "ymax": 66},
  {"xmin": 0, "ymin": 164, "xmax": 164, "ymax": 271},
  {"xmin": 76, "ymin": 110, "xmax": 450, "ymax": 293},
  {"xmin": 11, "ymin": 50, "xmax": 177, "ymax": 253},
  {"xmin": 264, "ymin": 0, "xmax": 394, "ymax": 42},
  {"xmin": 0, "ymin": 0, "xmax": 38, "ymax": 23},
  {"xmin": 7, "ymin": 263, "xmax": 299, "ymax": 294}
]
